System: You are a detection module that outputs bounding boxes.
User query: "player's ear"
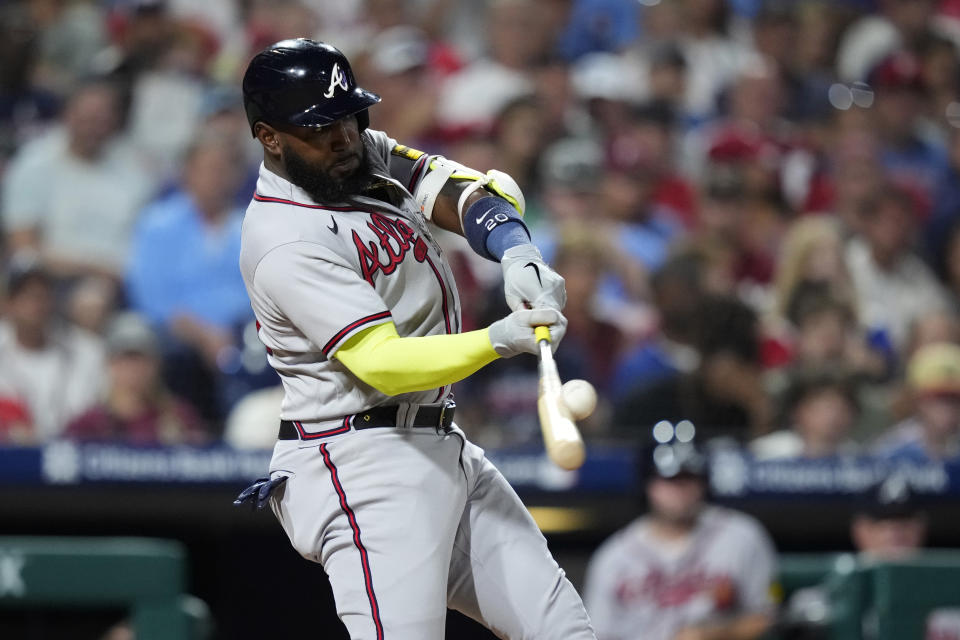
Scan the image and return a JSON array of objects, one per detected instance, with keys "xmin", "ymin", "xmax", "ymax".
[{"xmin": 255, "ymin": 122, "xmax": 282, "ymax": 156}]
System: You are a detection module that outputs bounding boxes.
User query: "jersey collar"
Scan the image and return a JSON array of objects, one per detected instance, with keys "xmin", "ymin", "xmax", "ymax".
[
  {"xmin": 254, "ymin": 162, "xmax": 417, "ymax": 220},
  {"xmin": 255, "ymin": 163, "xmax": 319, "ymax": 205}
]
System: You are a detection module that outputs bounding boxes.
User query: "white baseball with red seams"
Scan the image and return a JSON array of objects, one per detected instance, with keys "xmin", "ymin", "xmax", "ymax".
[
  {"xmin": 239, "ymin": 129, "xmax": 596, "ymax": 639},
  {"xmin": 561, "ymin": 379, "xmax": 598, "ymax": 421}
]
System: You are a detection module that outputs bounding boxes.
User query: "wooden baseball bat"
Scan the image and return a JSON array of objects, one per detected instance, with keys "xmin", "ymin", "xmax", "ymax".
[{"xmin": 534, "ymin": 326, "xmax": 586, "ymax": 470}]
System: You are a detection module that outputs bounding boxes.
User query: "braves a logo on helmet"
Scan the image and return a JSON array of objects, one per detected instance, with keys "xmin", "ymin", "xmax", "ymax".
[
  {"xmin": 324, "ymin": 62, "xmax": 350, "ymax": 98},
  {"xmin": 353, "ymin": 212, "xmax": 428, "ymax": 285}
]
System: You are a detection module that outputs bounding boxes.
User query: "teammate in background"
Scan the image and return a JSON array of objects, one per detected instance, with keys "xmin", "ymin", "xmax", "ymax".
[
  {"xmin": 584, "ymin": 424, "xmax": 778, "ymax": 640},
  {"xmin": 781, "ymin": 475, "xmax": 939, "ymax": 640},
  {"xmin": 233, "ymin": 40, "xmax": 595, "ymax": 639},
  {"xmin": 850, "ymin": 475, "xmax": 927, "ymax": 561}
]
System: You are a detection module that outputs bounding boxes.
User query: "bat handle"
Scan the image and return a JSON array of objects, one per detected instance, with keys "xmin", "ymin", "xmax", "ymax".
[{"xmin": 534, "ymin": 325, "xmax": 552, "ymax": 344}]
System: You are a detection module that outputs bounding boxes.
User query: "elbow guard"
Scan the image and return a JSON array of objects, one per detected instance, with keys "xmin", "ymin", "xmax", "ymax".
[{"xmin": 413, "ymin": 156, "xmax": 525, "ymax": 221}]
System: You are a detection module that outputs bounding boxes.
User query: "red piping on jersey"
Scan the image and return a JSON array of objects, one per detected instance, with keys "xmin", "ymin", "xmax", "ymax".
[
  {"xmin": 320, "ymin": 443, "xmax": 385, "ymax": 640},
  {"xmin": 422, "ymin": 255, "xmax": 451, "ymax": 335},
  {"xmin": 292, "ymin": 417, "xmax": 351, "ymax": 440},
  {"xmin": 322, "ymin": 311, "xmax": 393, "ymax": 356},
  {"xmin": 253, "ymin": 192, "xmax": 380, "ymax": 215},
  {"xmin": 423, "ymin": 254, "xmax": 453, "ymax": 402},
  {"xmin": 255, "ymin": 190, "xmax": 455, "ymax": 401},
  {"xmin": 407, "ymin": 155, "xmax": 428, "ymax": 192},
  {"xmin": 255, "ymin": 320, "xmax": 273, "ymax": 355}
]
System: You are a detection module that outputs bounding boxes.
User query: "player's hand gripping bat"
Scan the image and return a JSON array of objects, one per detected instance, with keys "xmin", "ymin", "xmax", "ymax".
[{"xmin": 534, "ymin": 326, "xmax": 587, "ymax": 470}]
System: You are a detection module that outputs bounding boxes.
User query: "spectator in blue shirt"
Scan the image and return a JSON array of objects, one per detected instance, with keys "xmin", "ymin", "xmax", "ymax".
[
  {"xmin": 612, "ymin": 251, "xmax": 703, "ymax": 400},
  {"xmin": 869, "ymin": 52, "xmax": 949, "ymax": 200},
  {"xmin": 126, "ymin": 133, "xmax": 252, "ymax": 420},
  {"xmin": 558, "ymin": 0, "xmax": 640, "ymax": 61}
]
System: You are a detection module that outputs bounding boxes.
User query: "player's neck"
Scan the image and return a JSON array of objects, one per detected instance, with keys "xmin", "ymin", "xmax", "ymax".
[
  {"xmin": 647, "ymin": 515, "xmax": 697, "ymax": 542},
  {"xmin": 264, "ymin": 154, "xmax": 291, "ymax": 183}
]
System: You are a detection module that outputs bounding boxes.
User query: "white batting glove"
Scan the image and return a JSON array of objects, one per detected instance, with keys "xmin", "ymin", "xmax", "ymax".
[
  {"xmin": 488, "ymin": 308, "xmax": 567, "ymax": 358},
  {"xmin": 500, "ymin": 245, "xmax": 567, "ymax": 312}
]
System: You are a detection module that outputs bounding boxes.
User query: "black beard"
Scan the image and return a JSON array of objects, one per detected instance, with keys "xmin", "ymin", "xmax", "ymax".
[{"xmin": 281, "ymin": 143, "xmax": 373, "ymax": 204}]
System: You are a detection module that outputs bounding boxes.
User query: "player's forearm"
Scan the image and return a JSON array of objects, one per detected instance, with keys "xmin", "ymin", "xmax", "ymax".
[
  {"xmin": 430, "ymin": 180, "xmax": 483, "ymax": 235},
  {"xmin": 332, "ymin": 321, "xmax": 499, "ymax": 396}
]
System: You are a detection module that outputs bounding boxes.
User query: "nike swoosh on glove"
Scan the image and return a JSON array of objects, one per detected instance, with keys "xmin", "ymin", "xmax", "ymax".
[{"xmin": 501, "ymin": 245, "xmax": 566, "ymax": 312}]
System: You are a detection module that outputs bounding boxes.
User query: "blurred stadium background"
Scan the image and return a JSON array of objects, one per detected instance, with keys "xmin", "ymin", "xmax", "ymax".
[{"xmin": 1, "ymin": 0, "xmax": 960, "ymax": 638}]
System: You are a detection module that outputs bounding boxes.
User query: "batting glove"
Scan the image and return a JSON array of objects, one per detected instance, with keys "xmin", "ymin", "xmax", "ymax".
[
  {"xmin": 500, "ymin": 245, "xmax": 566, "ymax": 312},
  {"xmin": 233, "ymin": 475, "xmax": 288, "ymax": 510},
  {"xmin": 488, "ymin": 308, "xmax": 567, "ymax": 358}
]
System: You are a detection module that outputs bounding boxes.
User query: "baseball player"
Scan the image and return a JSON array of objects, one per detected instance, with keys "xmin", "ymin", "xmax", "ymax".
[
  {"xmin": 233, "ymin": 39, "xmax": 596, "ymax": 640},
  {"xmin": 583, "ymin": 425, "xmax": 778, "ymax": 640}
]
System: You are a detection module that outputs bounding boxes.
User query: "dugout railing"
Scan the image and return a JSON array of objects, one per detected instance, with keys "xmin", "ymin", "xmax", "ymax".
[
  {"xmin": 0, "ymin": 536, "xmax": 206, "ymax": 640},
  {"xmin": 777, "ymin": 550, "xmax": 960, "ymax": 639}
]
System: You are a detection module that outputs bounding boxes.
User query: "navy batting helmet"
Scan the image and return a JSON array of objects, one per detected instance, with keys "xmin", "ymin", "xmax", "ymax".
[{"xmin": 242, "ymin": 38, "xmax": 381, "ymax": 136}]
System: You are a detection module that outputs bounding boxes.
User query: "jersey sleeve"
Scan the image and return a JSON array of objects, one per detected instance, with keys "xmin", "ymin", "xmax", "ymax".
[
  {"xmin": 253, "ymin": 241, "xmax": 392, "ymax": 358},
  {"xmin": 734, "ymin": 517, "xmax": 779, "ymax": 614},
  {"xmin": 363, "ymin": 128, "xmax": 434, "ymax": 195}
]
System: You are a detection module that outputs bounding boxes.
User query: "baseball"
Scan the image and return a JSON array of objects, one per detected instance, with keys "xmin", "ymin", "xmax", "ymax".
[{"xmin": 561, "ymin": 379, "xmax": 597, "ymax": 420}]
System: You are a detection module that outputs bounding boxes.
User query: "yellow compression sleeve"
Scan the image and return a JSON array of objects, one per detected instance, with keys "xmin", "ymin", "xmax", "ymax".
[{"xmin": 332, "ymin": 321, "xmax": 500, "ymax": 396}]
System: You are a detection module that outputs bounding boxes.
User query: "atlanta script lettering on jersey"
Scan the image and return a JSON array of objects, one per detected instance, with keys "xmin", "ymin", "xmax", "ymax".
[
  {"xmin": 615, "ymin": 568, "xmax": 737, "ymax": 610},
  {"xmin": 353, "ymin": 211, "xmax": 429, "ymax": 285}
]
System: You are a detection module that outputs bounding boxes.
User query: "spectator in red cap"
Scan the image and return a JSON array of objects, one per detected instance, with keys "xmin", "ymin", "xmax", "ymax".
[
  {"xmin": 682, "ymin": 59, "xmax": 790, "ymax": 185},
  {"xmin": 693, "ymin": 164, "xmax": 778, "ymax": 288},
  {"xmin": 836, "ymin": 0, "xmax": 939, "ymax": 83},
  {"xmin": 869, "ymin": 51, "xmax": 948, "ymax": 200}
]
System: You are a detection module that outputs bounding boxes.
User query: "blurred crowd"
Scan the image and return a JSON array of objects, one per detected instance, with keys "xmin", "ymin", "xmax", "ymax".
[
  {"xmin": 0, "ymin": 0, "xmax": 959, "ymax": 470},
  {"xmin": 4, "ymin": 3, "xmax": 960, "ymax": 639}
]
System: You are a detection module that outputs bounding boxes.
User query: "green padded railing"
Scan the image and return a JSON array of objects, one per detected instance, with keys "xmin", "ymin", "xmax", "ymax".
[
  {"xmin": 869, "ymin": 552, "xmax": 960, "ymax": 640},
  {"xmin": 0, "ymin": 537, "xmax": 193, "ymax": 640},
  {"xmin": 778, "ymin": 553, "xmax": 842, "ymax": 596},
  {"xmin": 778, "ymin": 550, "xmax": 960, "ymax": 639}
]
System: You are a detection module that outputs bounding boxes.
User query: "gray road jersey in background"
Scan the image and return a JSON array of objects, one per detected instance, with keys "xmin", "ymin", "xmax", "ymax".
[{"xmin": 239, "ymin": 129, "xmax": 461, "ymax": 430}]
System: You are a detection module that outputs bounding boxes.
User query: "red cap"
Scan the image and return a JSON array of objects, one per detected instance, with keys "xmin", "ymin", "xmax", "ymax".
[{"xmin": 868, "ymin": 52, "xmax": 924, "ymax": 92}]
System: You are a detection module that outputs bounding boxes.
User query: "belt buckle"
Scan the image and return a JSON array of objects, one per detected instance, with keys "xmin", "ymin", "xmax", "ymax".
[{"xmin": 439, "ymin": 399, "xmax": 455, "ymax": 430}]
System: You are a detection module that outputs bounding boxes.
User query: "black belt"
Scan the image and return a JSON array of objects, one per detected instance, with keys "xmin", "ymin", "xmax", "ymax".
[{"xmin": 278, "ymin": 402, "xmax": 455, "ymax": 440}]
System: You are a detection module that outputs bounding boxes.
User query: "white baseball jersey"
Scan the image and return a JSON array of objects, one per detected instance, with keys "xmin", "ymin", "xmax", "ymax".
[
  {"xmin": 239, "ymin": 129, "xmax": 460, "ymax": 427},
  {"xmin": 240, "ymin": 127, "xmax": 597, "ymax": 639},
  {"xmin": 584, "ymin": 506, "xmax": 777, "ymax": 640}
]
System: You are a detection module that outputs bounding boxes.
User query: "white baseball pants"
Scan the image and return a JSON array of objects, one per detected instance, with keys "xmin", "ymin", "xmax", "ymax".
[{"xmin": 268, "ymin": 425, "xmax": 596, "ymax": 640}]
